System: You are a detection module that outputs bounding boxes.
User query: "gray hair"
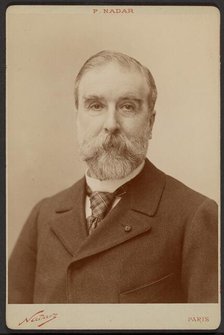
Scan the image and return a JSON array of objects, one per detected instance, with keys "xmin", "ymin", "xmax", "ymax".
[{"xmin": 74, "ymin": 50, "xmax": 157, "ymax": 112}]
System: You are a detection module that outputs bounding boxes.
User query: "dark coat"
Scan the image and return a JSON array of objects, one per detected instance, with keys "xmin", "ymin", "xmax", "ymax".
[{"xmin": 8, "ymin": 159, "xmax": 218, "ymax": 303}]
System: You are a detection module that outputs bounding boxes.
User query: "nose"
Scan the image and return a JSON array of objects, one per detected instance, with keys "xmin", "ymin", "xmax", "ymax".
[{"xmin": 104, "ymin": 108, "xmax": 120, "ymax": 133}]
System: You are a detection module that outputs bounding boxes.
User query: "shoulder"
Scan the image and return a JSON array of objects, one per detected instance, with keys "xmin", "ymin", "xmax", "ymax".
[
  {"xmin": 32, "ymin": 177, "xmax": 85, "ymax": 217},
  {"xmin": 165, "ymin": 174, "xmax": 206, "ymax": 201},
  {"xmin": 145, "ymin": 159, "xmax": 216, "ymax": 204},
  {"xmin": 165, "ymin": 173, "xmax": 214, "ymax": 203},
  {"xmin": 162, "ymin": 173, "xmax": 218, "ymax": 222},
  {"xmin": 144, "ymin": 159, "xmax": 217, "ymax": 218}
]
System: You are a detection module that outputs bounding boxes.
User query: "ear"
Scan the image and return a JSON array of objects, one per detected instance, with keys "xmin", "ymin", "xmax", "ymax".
[
  {"xmin": 74, "ymin": 104, "xmax": 79, "ymax": 121},
  {"xmin": 147, "ymin": 110, "xmax": 156, "ymax": 140},
  {"xmin": 149, "ymin": 109, "xmax": 156, "ymax": 129}
]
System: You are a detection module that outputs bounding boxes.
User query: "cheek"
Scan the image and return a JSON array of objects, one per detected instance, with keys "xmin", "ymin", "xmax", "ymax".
[
  {"xmin": 76, "ymin": 115, "xmax": 86, "ymax": 134},
  {"xmin": 120, "ymin": 117, "xmax": 150, "ymax": 137},
  {"xmin": 76, "ymin": 111, "xmax": 103, "ymax": 138}
]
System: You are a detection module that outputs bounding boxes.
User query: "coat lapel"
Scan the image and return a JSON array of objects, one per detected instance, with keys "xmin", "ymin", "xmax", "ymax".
[
  {"xmin": 48, "ymin": 159, "xmax": 166, "ymax": 261},
  {"xmin": 129, "ymin": 159, "xmax": 166, "ymax": 216},
  {"xmin": 71, "ymin": 159, "xmax": 166, "ymax": 262},
  {"xmin": 49, "ymin": 178, "xmax": 88, "ymax": 256}
]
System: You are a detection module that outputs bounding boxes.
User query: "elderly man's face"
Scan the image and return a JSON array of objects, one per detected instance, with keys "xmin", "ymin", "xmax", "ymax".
[{"xmin": 76, "ymin": 62, "xmax": 155, "ymax": 180}]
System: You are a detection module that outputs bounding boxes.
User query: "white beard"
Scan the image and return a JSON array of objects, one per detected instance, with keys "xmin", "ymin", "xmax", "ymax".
[{"xmin": 77, "ymin": 124, "xmax": 150, "ymax": 180}]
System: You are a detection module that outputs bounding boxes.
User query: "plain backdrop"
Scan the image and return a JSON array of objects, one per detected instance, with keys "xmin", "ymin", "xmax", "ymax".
[{"xmin": 6, "ymin": 6, "xmax": 220, "ymax": 256}]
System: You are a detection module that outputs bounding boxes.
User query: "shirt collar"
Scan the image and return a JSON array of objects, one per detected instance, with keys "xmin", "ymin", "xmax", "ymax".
[{"xmin": 85, "ymin": 160, "xmax": 145, "ymax": 193}]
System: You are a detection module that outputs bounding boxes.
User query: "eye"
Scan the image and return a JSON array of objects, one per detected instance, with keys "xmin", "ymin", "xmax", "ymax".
[
  {"xmin": 89, "ymin": 102, "xmax": 104, "ymax": 111},
  {"xmin": 120, "ymin": 103, "xmax": 136, "ymax": 113}
]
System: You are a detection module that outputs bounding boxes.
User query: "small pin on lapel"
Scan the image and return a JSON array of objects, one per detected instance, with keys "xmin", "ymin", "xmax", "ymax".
[{"xmin": 124, "ymin": 225, "xmax": 132, "ymax": 232}]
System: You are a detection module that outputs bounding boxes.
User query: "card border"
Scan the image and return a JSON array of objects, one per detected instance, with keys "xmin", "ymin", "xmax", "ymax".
[{"xmin": 1, "ymin": 1, "xmax": 223, "ymax": 333}]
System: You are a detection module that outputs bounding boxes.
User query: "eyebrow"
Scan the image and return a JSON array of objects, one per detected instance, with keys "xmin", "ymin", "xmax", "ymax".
[
  {"xmin": 118, "ymin": 96, "xmax": 143, "ymax": 107},
  {"xmin": 118, "ymin": 96, "xmax": 142, "ymax": 102},
  {"xmin": 83, "ymin": 95, "xmax": 105, "ymax": 102}
]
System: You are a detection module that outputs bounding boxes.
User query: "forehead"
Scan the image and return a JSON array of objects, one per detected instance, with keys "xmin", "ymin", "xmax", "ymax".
[{"xmin": 78, "ymin": 62, "xmax": 150, "ymax": 100}]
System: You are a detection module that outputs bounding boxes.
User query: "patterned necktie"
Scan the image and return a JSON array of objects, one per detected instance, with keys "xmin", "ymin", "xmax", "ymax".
[{"xmin": 86, "ymin": 185, "xmax": 126, "ymax": 235}]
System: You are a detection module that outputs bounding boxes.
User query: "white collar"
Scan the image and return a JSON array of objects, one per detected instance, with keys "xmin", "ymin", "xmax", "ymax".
[{"xmin": 85, "ymin": 160, "xmax": 145, "ymax": 193}]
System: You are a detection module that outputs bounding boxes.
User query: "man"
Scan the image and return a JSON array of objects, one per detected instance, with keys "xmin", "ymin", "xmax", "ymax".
[{"xmin": 9, "ymin": 50, "xmax": 218, "ymax": 304}]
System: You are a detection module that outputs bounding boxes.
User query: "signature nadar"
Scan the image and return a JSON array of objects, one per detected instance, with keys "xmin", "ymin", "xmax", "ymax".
[{"xmin": 18, "ymin": 310, "xmax": 58, "ymax": 327}]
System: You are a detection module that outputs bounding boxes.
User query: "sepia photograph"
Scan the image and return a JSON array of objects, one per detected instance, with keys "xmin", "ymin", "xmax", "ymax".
[{"xmin": 6, "ymin": 5, "xmax": 220, "ymax": 330}]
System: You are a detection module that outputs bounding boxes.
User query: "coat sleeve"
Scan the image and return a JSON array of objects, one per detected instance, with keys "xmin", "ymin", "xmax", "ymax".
[
  {"xmin": 181, "ymin": 198, "xmax": 218, "ymax": 303},
  {"xmin": 8, "ymin": 201, "xmax": 43, "ymax": 303}
]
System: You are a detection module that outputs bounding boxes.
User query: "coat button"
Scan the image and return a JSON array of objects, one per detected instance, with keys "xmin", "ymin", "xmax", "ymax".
[{"xmin": 124, "ymin": 225, "xmax": 132, "ymax": 232}]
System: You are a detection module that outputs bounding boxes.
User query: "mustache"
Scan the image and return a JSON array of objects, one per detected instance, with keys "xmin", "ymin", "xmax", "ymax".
[
  {"xmin": 79, "ymin": 130, "xmax": 148, "ymax": 164},
  {"xmin": 102, "ymin": 133, "xmax": 127, "ymax": 151},
  {"xmin": 82, "ymin": 131, "xmax": 136, "ymax": 157},
  {"xmin": 78, "ymin": 127, "xmax": 150, "ymax": 180}
]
